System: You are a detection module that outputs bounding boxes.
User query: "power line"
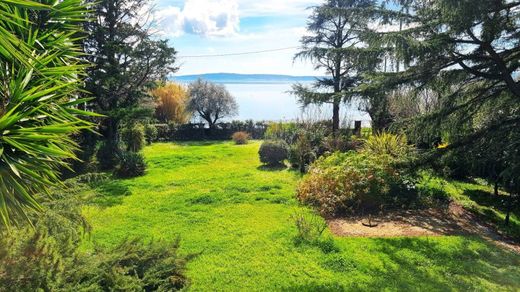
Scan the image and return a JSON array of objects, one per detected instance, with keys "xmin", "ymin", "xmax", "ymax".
[{"xmin": 178, "ymin": 46, "xmax": 299, "ymax": 58}]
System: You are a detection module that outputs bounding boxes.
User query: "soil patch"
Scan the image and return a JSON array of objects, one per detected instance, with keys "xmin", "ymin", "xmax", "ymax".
[{"xmin": 328, "ymin": 202, "xmax": 520, "ymax": 253}]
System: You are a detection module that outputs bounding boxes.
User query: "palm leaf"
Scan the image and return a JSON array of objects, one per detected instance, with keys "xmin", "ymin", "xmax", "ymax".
[{"xmin": 0, "ymin": 0, "xmax": 94, "ymax": 226}]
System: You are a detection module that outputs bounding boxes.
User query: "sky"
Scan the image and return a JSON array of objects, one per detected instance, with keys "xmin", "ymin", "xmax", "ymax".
[{"xmin": 153, "ymin": 0, "xmax": 323, "ymax": 76}]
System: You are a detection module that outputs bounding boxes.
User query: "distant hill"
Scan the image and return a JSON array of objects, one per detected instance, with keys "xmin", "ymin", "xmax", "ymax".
[{"xmin": 171, "ymin": 73, "xmax": 318, "ymax": 83}]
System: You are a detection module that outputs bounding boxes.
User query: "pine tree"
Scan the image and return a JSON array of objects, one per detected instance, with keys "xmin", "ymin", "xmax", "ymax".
[
  {"xmin": 83, "ymin": 0, "xmax": 177, "ymax": 166},
  {"xmin": 293, "ymin": 0, "xmax": 377, "ymax": 133},
  {"xmin": 357, "ymin": 0, "xmax": 520, "ymax": 223}
]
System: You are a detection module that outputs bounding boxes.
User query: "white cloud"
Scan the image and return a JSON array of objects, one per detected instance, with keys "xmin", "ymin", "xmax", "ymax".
[{"xmin": 156, "ymin": 0, "xmax": 239, "ymax": 37}]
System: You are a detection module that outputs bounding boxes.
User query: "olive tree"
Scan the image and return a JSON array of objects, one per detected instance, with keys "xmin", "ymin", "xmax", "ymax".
[{"xmin": 187, "ymin": 79, "xmax": 238, "ymax": 129}]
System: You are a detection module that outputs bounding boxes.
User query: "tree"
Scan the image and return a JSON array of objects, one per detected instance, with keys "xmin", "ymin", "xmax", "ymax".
[
  {"xmin": 360, "ymin": 0, "xmax": 520, "ymax": 143},
  {"xmin": 83, "ymin": 0, "xmax": 177, "ymax": 163},
  {"xmin": 293, "ymin": 0, "xmax": 377, "ymax": 134},
  {"xmin": 0, "ymin": 0, "xmax": 95, "ymax": 226},
  {"xmin": 152, "ymin": 82, "xmax": 190, "ymax": 124},
  {"xmin": 187, "ymin": 79, "xmax": 238, "ymax": 129},
  {"xmin": 357, "ymin": 0, "xmax": 520, "ymax": 224}
]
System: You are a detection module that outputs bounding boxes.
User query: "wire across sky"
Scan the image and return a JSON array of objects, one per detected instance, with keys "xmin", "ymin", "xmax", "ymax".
[{"xmin": 177, "ymin": 46, "xmax": 299, "ymax": 58}]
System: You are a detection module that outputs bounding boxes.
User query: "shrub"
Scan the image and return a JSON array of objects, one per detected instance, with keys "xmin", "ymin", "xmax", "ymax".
[
  {"xmin": 292, "ymin": 212, "xmax": 327, "ymax": 244},
  {"xmin": 97, "ymin": 141, "xmax": 120, "ymax": 171},
  {"xmin": 115, "ymin": 151, "xmax": 147, "ymax": 178},
  {"xmin": 436, "ymin": 149, "xmax": 471, "ymax": 179},
  {"xmin": 265, "ymin": 122, "xmax": 299, "ymax": 144},
  {"xmin": 74, "ymin": 238, "xmax": 190, "ymax": 291},
  {"xmin": 288, "ymin": 134, "xmax": 317, "ymax": 173},
  {"xmin": 144, "ymin": 124, "xmax": 158, "ymax": 145},
  {"xmin": 362, "ymin": 133, "xmax": 415, "ymax": 162},
  {"xmin": 297, "ymin": 152, "xmax": 415, "ymax": 216},
  {"xmin": 0, "ymin": 188, "xmax": 190, "ymax": 291},
  {"xmin": 155, "ymin": 123, "xmax": 171, "ymax": 141},
  {"xmin": 122, "ymin": 123, "xmax": 146, "ymax": 152},
  {"xmin": 259, "ymin": 140, "xmax": 289, "ymax": 166},
  {"xmin": 232, "ymin": 131, "xmax": 250, "ymax": 145}
]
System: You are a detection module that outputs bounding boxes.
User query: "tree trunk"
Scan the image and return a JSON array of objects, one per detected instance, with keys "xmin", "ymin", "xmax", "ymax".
[
  {"xmin": 494, "ymin": 181, "xmax": 499, "ymax": 196},
  {"xmin": 103, "ymin": 117, "xmax": 119, "ymax": 145},
  {"xmin": 332, "ymin": 101, "xmax": 340, "ymax": 135},
  {"xmin": 505, "ymin": 193, "xmax": 513, "ymax": 226}
]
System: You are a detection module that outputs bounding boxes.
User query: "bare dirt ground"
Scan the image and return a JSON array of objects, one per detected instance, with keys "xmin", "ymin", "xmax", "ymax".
[{"xmin": 328, "ymin": 202, "xmax": 520, "ymax": 253}]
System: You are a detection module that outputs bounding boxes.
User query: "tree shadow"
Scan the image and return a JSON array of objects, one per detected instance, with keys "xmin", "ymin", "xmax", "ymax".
[
  {"xmin": 465, "ymin": 189, "xmax": 511, "ymax": 212},
  {"xmin": 176, "ymin": 140, "xmax": 228, "ymax": 147},
  {"xmin": 283, "ymin": 237, "xmax": 520, "ymax": 290},
  {"xmin": 366, "ymin": 237, "xmax": 520, "ymax": 290},
  {"xmin": 89, "ymin": 180, "xmax": 132, "ymax": 208},
  {"xmin": 257, "ymin": 164, "xmax": 288, "ymax": 172}
]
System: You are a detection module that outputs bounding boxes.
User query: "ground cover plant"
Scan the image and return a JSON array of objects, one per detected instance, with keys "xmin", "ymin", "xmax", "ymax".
[
  {"xmin": 0, "ymin": 178, "xmax": 190, "ymax": 291},
  {"xmin": 81, "ymin": 141, "xmax": 520, "ymax": 291}
]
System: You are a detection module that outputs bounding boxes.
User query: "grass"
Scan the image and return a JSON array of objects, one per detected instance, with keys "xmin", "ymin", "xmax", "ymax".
[{"xmin": 82, "ymin": 141, "xmax": 520, "ymax": 291}]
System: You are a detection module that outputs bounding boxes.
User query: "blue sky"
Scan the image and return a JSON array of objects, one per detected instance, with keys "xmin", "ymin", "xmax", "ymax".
[{"xmin": 153, "ymin": 0, "xmax": 323, "ymax": 76}]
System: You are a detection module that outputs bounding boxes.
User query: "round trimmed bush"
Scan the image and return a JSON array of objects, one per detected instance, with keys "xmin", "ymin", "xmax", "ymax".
[
  {"xmin": 232, "ymin": 131, "xmax": 250, "ymax": 145},
  {"xmin": 259, "ymin": 140, "xmax": 289, "ymax": 166},
  {"xmin": 115, "ymin": 151, "xmax": 146, "ymax": 178}
]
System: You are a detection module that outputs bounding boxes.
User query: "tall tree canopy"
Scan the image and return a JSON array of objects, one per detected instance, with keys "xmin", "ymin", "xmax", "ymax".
[
  {"xmin": 83, "ymin": 0, "xmax": 177, "ymax": 155},
  {"xmin": 0, "ymin": 0, "xmax": 95, "ymax": 226},
  {"xmin": 360, "ymin": 0, "xmax": 520, "ymax": 144},
  {"xmin": 187, "ymin": 79, "xmax": 238, "ymax": 129},
  {"xmin": 353, "ymin": 0, "xmax": 520, "ymax": 222},
  {"xmin": 293, "ymin": 0, "xmax": 377, "ymax": 133}
]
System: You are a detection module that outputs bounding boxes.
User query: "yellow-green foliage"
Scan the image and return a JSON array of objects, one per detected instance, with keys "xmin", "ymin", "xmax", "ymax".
[
  {"xmin": 152, "ymin": 82, "xmax": 191, "ymax": 124},
  {"xmin": 265, "ymin": 122, "xmax": 299, "ymax": 144},
  {"xmin": 0, "ymin": 0, "xmax": 95, "ymax": 226},
  {"xmin": 0, "ymin": 183, "xmax": 189, "ymax": 291},
  {"xmin": 363, "ymin": 133, "xmax": 415, "ymax": 161}
]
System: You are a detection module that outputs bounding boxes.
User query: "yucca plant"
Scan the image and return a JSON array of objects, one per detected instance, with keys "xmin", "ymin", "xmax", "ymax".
[{"xmin": 0, "ymin": 0, "xmax": 95, "ymax": 226}]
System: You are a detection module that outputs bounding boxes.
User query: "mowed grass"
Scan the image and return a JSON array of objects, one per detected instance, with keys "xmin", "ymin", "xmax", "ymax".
[{"xmin": 83, "ymin": 142, "xmax": 520, "ymax": 291}]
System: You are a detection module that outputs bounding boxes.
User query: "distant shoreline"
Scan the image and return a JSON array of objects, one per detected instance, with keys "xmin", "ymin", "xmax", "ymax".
[{"xmin": 171, "ymin": 73, "xmax": 320, "ymax": 83}]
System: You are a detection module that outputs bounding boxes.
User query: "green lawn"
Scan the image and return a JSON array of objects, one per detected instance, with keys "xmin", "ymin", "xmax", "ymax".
[{"xmin": 82, "ymin": 141, "xmax": 520, "ymax": 291}]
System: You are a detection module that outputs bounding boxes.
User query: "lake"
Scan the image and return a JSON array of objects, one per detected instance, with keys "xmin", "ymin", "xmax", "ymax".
[{"xmin": 223, "ymin": 82, "xmax": 371, "ymax": 126}]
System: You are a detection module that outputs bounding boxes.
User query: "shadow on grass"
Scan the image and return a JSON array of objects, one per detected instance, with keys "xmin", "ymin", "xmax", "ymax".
[
  {"xmin": 464, "ymin": 189, "xmax": 514, "ymax": 212},
  {"xmin": 369, "ymin": 237, "xmax": 519, "ymax": 290},
  {"xmin": 89, "ymin": 180, "xmax": 132, "ymax": 208},
  {"xmin": 176, "ymin": 140, "xmax": 229, "ymax": 147},
  {"xmin": 286, "ymin": 237, "xmax": 520, "ymax": 291},
  {"xmin": 257, "ymin": 164, "xmax": 288, "ymax": 172}
]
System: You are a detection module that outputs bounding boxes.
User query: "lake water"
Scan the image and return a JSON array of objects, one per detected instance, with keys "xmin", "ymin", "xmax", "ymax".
[{"xmin": 224, "ymin": 82, "xmax": 371, "ymax": 126}]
